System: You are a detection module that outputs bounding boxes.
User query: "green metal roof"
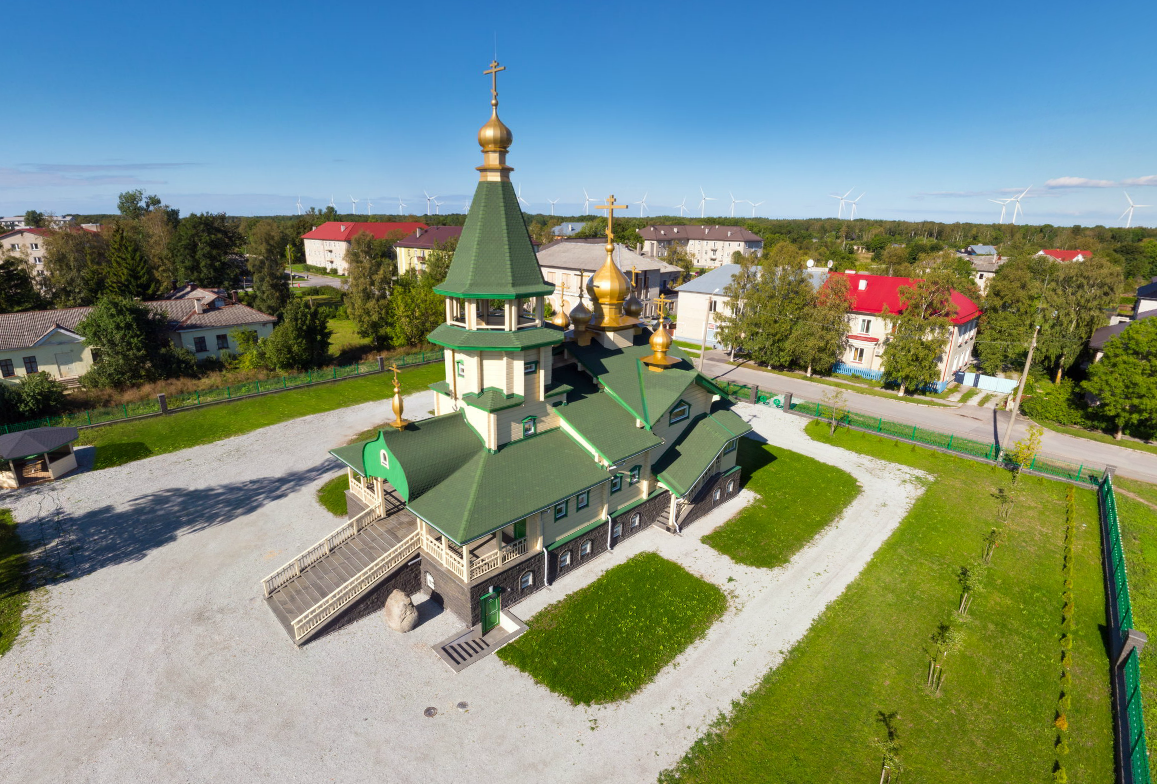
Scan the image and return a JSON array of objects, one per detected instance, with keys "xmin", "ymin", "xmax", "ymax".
[
  {"xmin": 427, "ymin": 323, "xmax": 565, "ymax": 351},
  {"xmin": 547, "ymin": 518, "xmax": 606, "ymax": 551},
  {"xmin": 433, "ymin": 180, "xmax": 554, "ymax": 300},
  {"xmin": 556, "ymin": 391, "xmax": 663, "ymax": 465},
  {"xmin": 329, "ymin": 440, "xmax": 368, "ymax": 475},
  {"xmin": 568, "ymin": 332, "xmax": 704, "ymax": 428},
  {"xmin": 651, "ymin": 406, "xmax": 753, "ymax": 497},
  {"xmin": 461, "ymin": 387, "xmax": 524, "ymax": 412},
  {"xmin": 409, "ymin": 427, "xmax": 610, "ymax": 545},
  {"xmin": 364, "ymin": 413, "xmax": 485, "ymax": 501},
  {"xmin": 429, "ymin": 380, "xmax": 451, "ymax": 396}
]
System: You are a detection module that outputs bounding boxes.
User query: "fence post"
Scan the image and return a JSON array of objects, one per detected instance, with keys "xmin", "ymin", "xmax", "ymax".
[
  {"xmin": 158, "ymin": 393, "xmax": 168, "ymax": 415},
  {"xmin": 308, "ymin": 370, "xmax": 312, "ymax": 383},
  {"xmin": 122, "ymin": 403, "xmax": 128, "ymax": 419},
  {"xmin": 227, "ymin": 386, "xmax": 231, "ymax": 399},
  {"xmin": 911, "ymin": 424, "xmax": 918, "ymax": 440},
  {"xmin": 1076, "ymin": 464, "xmax": 1083, "ymax": 480},
  {"xmin": 256, "ymin": 379, "xmax": 260, "ymax": 393},
  {"xmin": 333, "ymin": 367, "xmax": 337, "ymax": 379},
  {"xmin": 86, "ymin": 410, "xmax": 91, "ymax": 426},
  {"xmin": 877, "ymin": 417, "xmax": 882, "ymax": 432},
  {"xmin": 947, "ymin": 434, "xmax": 953, "ymax": 450},
  {"xmin": 1029, "ymin": 455, "xmax": 1037, "ymax": 471},
  {"xmin": 815, "ymin": 402, "xmax": 821, "ymax": 416},
  {"xmin": 283, "ymin": 376, "xmax": 286, "ymax": 389}
]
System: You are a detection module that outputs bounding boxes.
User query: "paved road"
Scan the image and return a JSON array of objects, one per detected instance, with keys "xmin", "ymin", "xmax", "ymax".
[
  {"xmin": 700, "ymin": 353, "xmax": 1157, "ymax": 484},
  {"xmin": 290, "ymin": 271, "xmax": 347, "ymax": 290}
]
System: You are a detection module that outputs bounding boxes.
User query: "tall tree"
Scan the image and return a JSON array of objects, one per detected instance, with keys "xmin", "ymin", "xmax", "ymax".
[
  {"xmin": 23, "ymin": 210, "xmax": 46, "ymax": 229},
  {"xmin": 1083, "ymin": 318, "xmax": 1157, "ymax": 439},
  {"xmin": 0, "ymin": 256, "xmax": 47, "ymax": 312},
  {"xmin": 743, "ymin": 264, "xmax": 814, "ymax": 368},
  {"xmin": 246, "ymin": 219, "xmax": 291, "ymax": 317},
  {"xmin": 977, "ymin": 257, "xmax": 1050, "ymax": 374},
  {"xmin": 170, "ymin": 213, "xmax": 243, "ymax": 288},
  {"xmin": 423, "ymin": 237, "xmax": 458, "ymax": 285},
  {"xmin": 790, "ymin": 274, "xmax": 852, "ymax": 376},
  {"xmin": 263, "ymin": 299, "xmax": 332, "ymax": 370},
  {"xmin": 714, "ymin": 254, "xmax": 758, "ymax": 354},
  {"xmin": 75, "ymin": 296, "xmax": 192, "ymax": 387},
  {"xmin": 388, "ymin": 274, "xmax": 443, "ymax": 347},
  {"xmin": 881, "ymin": 278, "xmax": 956, "ymax": 396},
  {"xmin": 44, "ymin": 228, "xmax": 109, "ymax": 306},
  {"xmin": 107, "ymin": 224, "xmax": 160, "ymax": 299},
  {"xmin": 1037, "ymin": 258, "xmax": 1123, "ymax": 382},
  {"xmin": 117, "ymin": 189, "xmax": 162, "ymax": 220},
  {"xmin": 345, "ymin": 232, "xmax": 397, "ymax": 348}
]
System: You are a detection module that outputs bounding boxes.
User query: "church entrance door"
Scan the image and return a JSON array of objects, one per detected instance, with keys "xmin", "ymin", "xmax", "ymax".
[{"xmin": 480, "ymin": 590, "xmax": 501, "ymax": 635}]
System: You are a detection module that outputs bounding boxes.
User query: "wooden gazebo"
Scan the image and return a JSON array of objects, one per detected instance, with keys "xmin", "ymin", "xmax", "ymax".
[{"xmin": 0, "ymin": 427, "xmax": 80, "ymax": 489}]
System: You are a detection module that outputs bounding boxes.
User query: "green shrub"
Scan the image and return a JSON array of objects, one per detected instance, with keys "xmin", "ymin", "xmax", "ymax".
[{"xmin": 1022, "ymin": 379, "xmax": 1092, "ymax": 427}]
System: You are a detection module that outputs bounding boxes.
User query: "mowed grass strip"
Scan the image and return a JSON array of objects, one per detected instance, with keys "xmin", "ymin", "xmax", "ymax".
[
  {"xmin": 497, "ymin": 552, "xmax": 726, "ymax": 705},
  {"xmin": 77, "ymin": 362, "xmax": 443, "ymax": 470},
  {"xmin": 661, "ymin": 421, "xmax": 1113, "ymax": 783},
  {"xmin": 703, "ymin": 438, "xmax": 860, "ymax": 569},
  {"xmin": 317, "ymin": 473, "xmax": 349, "ymax": 516},
  {"xmin": 1115, "ymin": 490, "xmax": 1157, "ymax": 779},
  {"xmin": 0, "ymin": 509, "xmax": 30, "ymax": 657}
]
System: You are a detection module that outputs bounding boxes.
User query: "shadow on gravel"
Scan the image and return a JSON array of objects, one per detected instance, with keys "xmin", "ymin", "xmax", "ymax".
[{"xmin": 22, "ymin": 459, "xmax": 337, "ymax": 585}]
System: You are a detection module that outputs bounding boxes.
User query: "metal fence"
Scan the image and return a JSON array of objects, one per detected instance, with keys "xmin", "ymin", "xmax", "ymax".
[
  {"xmin": 1099, "ymin": 476, "xmax": 1151, "ymax": 784},
  {"xmin": 0, "ymin": 349, "xmax": 445, "ymax": 435}
]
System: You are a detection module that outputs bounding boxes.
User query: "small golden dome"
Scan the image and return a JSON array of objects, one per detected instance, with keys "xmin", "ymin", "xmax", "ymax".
[
  {"xmin": 623, "ymin": 290, "xmax": 643, "ymax": 319},
  {"xmin": 650, "ymin": 322, "xmax": 673, "ymax": 353},
  {"xmin": 569, "ymin": 298, "xmax": 593, "ymax": 330},
  {"xmin": 551, "ymin": 300, "xmax": 571, "ymax": 328},
  {"xmin": 478, "ymin": 104, "xmax": 513, "ymax": 152}
]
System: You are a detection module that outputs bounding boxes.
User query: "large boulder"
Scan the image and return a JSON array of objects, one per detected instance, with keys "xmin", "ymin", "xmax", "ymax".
[{"xmin": 383, "ymin": 589, "xmax": 419, "ymax": 633}]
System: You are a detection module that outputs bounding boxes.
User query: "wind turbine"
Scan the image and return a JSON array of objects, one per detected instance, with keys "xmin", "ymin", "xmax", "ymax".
[
  {"xmin": 423, "ymin": 191, "xmax": 438, "ymax": 215},
  {"xmin": 988, "ymin": 197, "xmax": 1013, "ymax": 223},
  {"xmin": 583, "ymin": 189, "xmax": 596, "ymax": 214},
  {"xmin": 848, "ymin": 193, "xmax": 864, "ymax": 220},
  {"xmin": 397, "ymin": 196, "xmax": 407, "ymax": 213},
  {"xmin": 433, "ymin": 198, "xmax": 443, "ymax": 215},
  {"xmin": 729, "ymin": 192, "xmax": 742, "ymax": 217},
  {"xmin": 1120, "ymin": 191, "xmax": 1152, "ymax": 228},
  {"xmin": 349, "ymin": 195, "xmax": 358, "ymax": 215},
  {"xmin": 296, "ymin": 196, "xmax": 303, "ymax": 215},
  {"xmin": 676, "ymin": 197, "xmax": 689, "ymax": 217},
  {"xmin": 516, "ymin": 183, "xmax": 530, "ymax": 209},
  {"xmin": 830, "ymin": 188, "xmax": 854, "ymax": 219},
  {"xmin": 365, "ymin": 199, "xmax": 373, "ymax": 215},
  {"xmin": 698, "ymin": 187, "xmax": 716, "ymax": 218},
  {"xmin": 1009, "ymin": 186, "xmax": 1031, "ymax": 225},
  {"xmin": 635, "ymin": 192, "xmax": 648, "ymax": 217},
  {"xmin": 748, "ymin": 200, "xmax": 765, "ymax": 218},
  {"xmin": 548, "ymin": 198, "xmax": 559, "ymax": 216},
  {"xmin": 328, "ymin": 195, "xmax": 336, "ymax": 210}
]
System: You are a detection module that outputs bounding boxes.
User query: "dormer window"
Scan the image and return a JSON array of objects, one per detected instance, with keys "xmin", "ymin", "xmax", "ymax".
[
  {"xmin": 456, "ymin": 359, "xmax": 466, "ymax": 378},
  {"xmin": 522, "ymin": 416, "xmax": 537, "ymax": 437},
  {"xmin": 669, "ymin": 400, "xmax": 690, "ymax": 425},
  {"xmin": 524, "ymin": 361, "xmax": 538, "ymax": 375}
]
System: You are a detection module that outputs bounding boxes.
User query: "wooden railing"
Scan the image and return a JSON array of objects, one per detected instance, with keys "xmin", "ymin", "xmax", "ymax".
[
  {"xmin": 261, "ymin": 505, "xmax": 379, "ymax": 597},
  {"xmin": 469, "ymin": 537, "xmax": 528, "ymax": 581},
  {"xmin": 290, "ymin": 530, "xmax": 421, "ymax": 641},
  {"xmin": 349, "ymin": 471, "xmax": 381, "ymax": 510},
  {"xmin": 421, "ymin": 529, "xmax": 466, "ymax": 579}
]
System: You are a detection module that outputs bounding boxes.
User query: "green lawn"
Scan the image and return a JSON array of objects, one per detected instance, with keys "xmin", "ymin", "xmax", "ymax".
[
  {"xmin": 1118, "ymin": 477, "xmax": 1157, "ymax": 508},
  {"xmin": 731, "ymin": 363, "xmax": 953, "ymax": 407},
  {"xmin": 662, "ymin": 421, "xmax": 1113, "ymax": 783},
  {"xmin": 977, "ymin": 393, "xmax": 995, "ymax": 407},
  {"xmin": 318, "ymin": 473, "xmax": 348, "ymax": 516},
  {"xmin": 1115, "ymin": 488, "xmax": 1157, "ymax": 780},
  {"xmin": 702, "ymin": 438, "xmax": 860, "ymax": 569},
  {"xmin": 497, "ymin": 552, "xmax": 727, "ymax": 705},
  {"xmin": 76, "ymin": 362, "xmax": 442, "ymax": 470},
  {"xmin": 1035, "ymin": 419, "xmax": 1157, "ymax": 458},
  {"xmin": 0, "ymin": 509, "xmax": 30, "ymax": 657},
  {"xmin": 328, "ymin": 318, "xmax": 371, "ymax": 354},
  {"xmin": 958, "ymin": 388, "xmax": 979, "ymax": 405}
]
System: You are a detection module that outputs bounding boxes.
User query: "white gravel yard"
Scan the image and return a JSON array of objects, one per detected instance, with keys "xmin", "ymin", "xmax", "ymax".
[{"xmin": 0, "ymin": 398, "xmax": 927, "ymax": 784}]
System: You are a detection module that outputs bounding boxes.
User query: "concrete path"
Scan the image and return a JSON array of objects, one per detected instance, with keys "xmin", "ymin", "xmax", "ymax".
[
  {"xmin": 701, "ymin": 352, "xmax": 1157, "ymax": 484},
  {"xmin": 0, "ymin": 398, "xmax": 925, "ymax": 783}
]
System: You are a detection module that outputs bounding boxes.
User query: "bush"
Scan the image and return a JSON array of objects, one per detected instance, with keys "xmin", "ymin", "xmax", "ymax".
[
  {"xmin": 1022, "ymin": 379, "xmax": 1093, "ymax": 427},
  {"xmin": 15, "ymin": 372, "xmax": 66, "ymax": 418}
]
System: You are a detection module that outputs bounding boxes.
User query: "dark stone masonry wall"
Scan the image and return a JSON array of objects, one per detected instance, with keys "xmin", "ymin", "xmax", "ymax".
[
  {"xmin": 610, "ymin": 490, "xmax": 670, "ymax": 540},
  {"xmin": 469, "ymin": 552, "xmax": 545, "ymax": 626},
  {"xmin": 310, "ymin": 556, "xmax": 421, "ymax": 643},
  {"xmin": 420, "ymin": 552, "xmax": 473, "ymax": 624},
  {"xmin": 678, "ymin": 469, "xmax": 743, "ymax": 530},
  {"xmin": 547, "ymin": 520, "xmax": 609, "ymax": 585}
]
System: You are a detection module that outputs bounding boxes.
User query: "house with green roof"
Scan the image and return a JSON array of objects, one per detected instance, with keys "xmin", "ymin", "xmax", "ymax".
[{"xmin": 263, "ymin": 63, "xmax": 752, "ymax": 646}]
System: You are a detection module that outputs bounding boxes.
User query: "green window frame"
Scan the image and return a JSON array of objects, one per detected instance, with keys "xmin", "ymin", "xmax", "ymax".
[
  {"xmin": 522, "ymin": 416, "xmax": 537, "ymax": 437},
  {"xmin": 629, "ymin": 465, "xmax": 641, "ymax": 485},
  {"xmin": 723, "ymin": 439, "xmax": 737, "ymax": 454},
  {"xmin": 669, "ymin": 399, "xmax": 690, "ymax": 425},
  {"xmin": 576, "ymin": 490, "xmax": 589, "ymax": 510},
  {"xmin": 554, "ymin": 500, "xmax": 568, "ymax": 520},
  {"xmin": 456, "ymin": 359, "xmax": 466, "ymax": 377},
  {"xmin": 610, "ymin": 474, "xmax": 623, "ymax": 494},
  {"xmin": 524, "ymin": 360, "xmax": 538, "ymax": 374}
]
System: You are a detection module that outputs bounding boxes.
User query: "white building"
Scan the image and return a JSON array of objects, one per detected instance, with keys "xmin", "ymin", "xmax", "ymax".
[
  {"xmin": 1, "ymin": 228, "xmax": 54, "ymax": 279},
  {"xmin": 637, "ymin": 224, "xmax": 763, "ymax": 268},
  {"xmin": 537, "ymin": 239, "xmax": 681, "ymax": 320},
  {"xmin": 0, "ymin": 215, "xmax": 75, "ymax": 231},
  {"xmin": 301, "ymin": 221, "xmax": 428, "ymax": 275}
]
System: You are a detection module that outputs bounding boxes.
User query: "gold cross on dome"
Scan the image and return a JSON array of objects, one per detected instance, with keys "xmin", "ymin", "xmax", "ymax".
[
  {"xmin": 484, "ymin": 60, "xmax": 505, "ymax": 100},
  {"xmin": 390, "ymin": 362, "xmax": 401, "ymax": 387},
  {"xmin": 596, "ymin": 195, "xmax": 627, "ymax": 241},
  {"xmin": 655, "ymin": 293, "xmax": 671, "ymax": 319}
]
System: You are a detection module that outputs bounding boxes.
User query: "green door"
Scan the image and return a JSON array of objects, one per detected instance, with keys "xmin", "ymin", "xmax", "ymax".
[{"xmin": 480, "ymin": 590, "xmax": 501, "ymax": 635}]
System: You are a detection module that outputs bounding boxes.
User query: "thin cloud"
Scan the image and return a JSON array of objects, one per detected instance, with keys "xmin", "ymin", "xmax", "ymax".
[
  {"xmin": 23, "ymin": 162, "xmax": 198, "ymax": 173},
  {"xmin": 1045, "ymin": 175, "xmax": 1157, "ymax": 189},
  {"xmin": 0, "ymin": 167, "xmax": 166, "ymax": 189}
]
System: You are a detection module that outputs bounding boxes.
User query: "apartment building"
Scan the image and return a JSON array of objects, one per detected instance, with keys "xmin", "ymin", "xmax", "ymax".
[
  {"xmin": 395, "ymin": 225, "xmax": 463, "ymax": 276},
  {"xmin": 537, "ymin": 238, "xmax": 681, "ymax": 320},
  {"xmin": 637, "ymin": 224, "xmax": 762, "ymax": 268},
  {"xmin": 301, "ymin": 221, "xmax": 428, "ymax": 274}
]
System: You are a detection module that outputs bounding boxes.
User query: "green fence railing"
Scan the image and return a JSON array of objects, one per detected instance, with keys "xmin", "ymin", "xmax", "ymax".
[
  {"xmin": 1099, "ymin": 476, "xmax": 1151, "ymax": 784},
  {"xmin": 0, "ymin": 349, "xmax": 445, "ymax": 434}
]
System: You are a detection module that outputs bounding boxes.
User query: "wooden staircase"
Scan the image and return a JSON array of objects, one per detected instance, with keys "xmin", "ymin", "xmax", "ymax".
[{"xmin": 263, "ymin": 503, "xmax": 421, "ymax": 645}]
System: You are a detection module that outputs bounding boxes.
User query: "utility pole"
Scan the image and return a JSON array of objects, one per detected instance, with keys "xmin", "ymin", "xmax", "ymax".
[
  {"xmin": 697, "ymin": 295, "xmax": 713, "ymax": 372},
  {"xmin": 1000, "ymin": 324, "xmax": 1039, "ymax": 459}
]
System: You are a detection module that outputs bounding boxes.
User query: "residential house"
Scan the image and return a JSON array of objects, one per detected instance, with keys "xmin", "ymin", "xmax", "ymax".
[
  {"xmin": 1037, "ymin": 249, "xmax": 1093, "ymax": 263},
  {"xmin": 1089, "ymin": 310, "xmax": 1155, "ymax": 363},
  {"xmin": 0, "ymin": 215, "xmax": 76, "ymax": 231},
  {"xmin": 537, "ymin": 238, "xmax": 681, "ymax": 319},
  {"xmin": 968, "ymin": 255, "xmax": 1002, "ymax": 294},
  {"xmin": 1133, "ymin": 277, "xmax": 1157, "ymax": 320},
  {"xmin": 301, "ymin": 221, "xmax": 428, "ymax": 274},
  {"xmin": 395, "ymin": 225, "xmax": 463, "ymax": 276},
  {"xmin": 0, "ymin": 297, "xmax": 275, "ymax": 385},
  {"xmin": 964, "ymin": 244, "xmax": 998, "ymax": 256},
  {"xmin": 637, "ymin": 224, "xmax": 763, "ymax": 268},
  {"xmin": 551, "ymin": 222, "xmax": 586, "ymax": 238},
  {"xmin": 2, "ymin": 228, "xmax": 54, "ymax": 280}
]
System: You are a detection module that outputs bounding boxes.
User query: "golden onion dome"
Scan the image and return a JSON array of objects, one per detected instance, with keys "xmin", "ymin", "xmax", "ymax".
[
  {"xmin": 551, "ymin": 300, "xmax": 571, "ymax": 328},
  {"xmin": 650, "ymin": 321, "xmax": 673, "ymax": 353},
  {"xmin": 623, "ymin": 290, "xmax": 644, "ymax": 319},
  {"xmin": 587, "ymin": 242, "xmax": 632, "ymax": 312},
  {"xmin": 569, "ymin": 297, "xmax": 593, "ymax": 330},
  {"xmin": 478, "ymin": 101, "xmax": 513, "ymax": 152}
]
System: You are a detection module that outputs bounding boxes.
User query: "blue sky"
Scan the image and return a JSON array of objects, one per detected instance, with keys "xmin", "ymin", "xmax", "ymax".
[{"xmin": 3, "ymin": 0, "xmax": 1156, "ymax": 227}]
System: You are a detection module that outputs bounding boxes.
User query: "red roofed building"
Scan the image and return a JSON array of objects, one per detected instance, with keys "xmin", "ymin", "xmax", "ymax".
[
  {"xmin": 1036, "ymin": 249, "xmax": 1092, "ymax": 263},
  {"xmin": 301, "ymin": 221, "xmax": 428, "ymax": 274},
  {"xmin": 833, "ymin": 272, "xmax": 982, "ymax": 385}
]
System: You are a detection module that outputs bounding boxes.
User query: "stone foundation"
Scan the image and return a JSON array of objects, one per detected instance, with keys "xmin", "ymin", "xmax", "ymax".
[{"xmin": 678, "ymin": 469, "xmax": 743, "ymax": 530}]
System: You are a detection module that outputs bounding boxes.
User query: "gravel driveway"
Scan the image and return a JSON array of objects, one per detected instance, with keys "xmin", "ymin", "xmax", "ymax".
[{"xmin": 0, "ymin": 398, "xmax": 926, "ymax": 783}]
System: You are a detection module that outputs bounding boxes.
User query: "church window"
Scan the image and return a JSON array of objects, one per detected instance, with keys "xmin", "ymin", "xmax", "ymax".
[
  {"xmin": 380, "ymin": 449, "xmax": 389, "ymax": 470},
  {"xmin": 576, "ymin": 490, "xmax": 589, "ymax": 510},
  {"xmin": 669, "ymin": 400, "xmax": 690, "ymax": 424},
  {"xmin": 456, "ymin": 359, "xmax": 466, "ymax": 377},
  {"xmin": 524, "ymin": 361, "xmax": 538, "ymax": 374},
  {"xmin": 522, "ymin": 416, "xmax": 537, "ymax": 437},
  {"xmin": 580, "ymin": 540, "xmax": 592, "ymax": 557},
  {"xmin": 723, "ymin": 439, "xmax": 737, "ymax": 454},
  {"xmin": 714, "ymin": 487, "xmax": 722, "ymax": 501},
  {"xmin": 612, "ymin": 522, "xmax": 622, "ymax": 537},
  {"xmin": 727, "ymin": 480, "xmax": 735, "ymax": 493},
  {"xmin": 519, "ymin": 571, "xmax": 534, "ymax": 590},
  {"xmin": 630, "ymin": 513, "xmax": 641, "ymax": 529},
  {"xmin": 425, "ymin": 572, "xmax": 435, "ymax": 590},
  {"xmin": 610, "ymin": 474, "xmax": 623, "ymax": 494},
  {"xmin": 559, "ymin": 550, "xmax": 572, "ymax": 568},
  {"xmin": 629, "ymin": 465, "xmax": 641, "ymax": 485},
  {"xmin": 554, "ymin": 500, "xmax": 568, "ymax": 520}
]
